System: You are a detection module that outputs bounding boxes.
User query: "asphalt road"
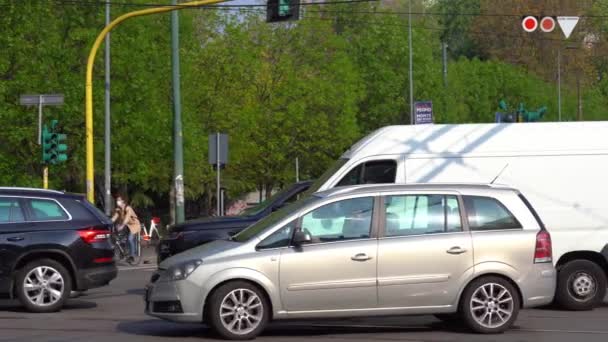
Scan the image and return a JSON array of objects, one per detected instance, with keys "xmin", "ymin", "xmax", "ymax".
[{"xmin": 1, "ymin": 258, "xmax": 608, "ymax": 342}]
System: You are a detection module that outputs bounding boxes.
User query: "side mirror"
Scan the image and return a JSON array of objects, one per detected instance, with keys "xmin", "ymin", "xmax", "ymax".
[{"xmin": 293, "ymin": 230, "xmax": 311, "ymax": 246}]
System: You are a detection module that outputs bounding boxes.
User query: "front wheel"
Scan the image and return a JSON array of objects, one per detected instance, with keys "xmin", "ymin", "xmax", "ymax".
[
  {"xmin": 15, "ymin": 259, "xmax": 72, "ymax": 313},
  {"xmin": 460, "ymin": 276, "xmax": 520, "ymax": 334},
  {"xmin": 555, "ymin": 260, "xmax": 607, "ymax": 311},
  {"xmin": 207, "ymin": 281, "xmax": 269, "ymax": 340}
]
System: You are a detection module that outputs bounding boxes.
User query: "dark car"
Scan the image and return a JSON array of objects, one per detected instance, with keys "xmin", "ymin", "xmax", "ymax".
[
  {"xmin": 157, "ymin": 181, "xmax": 312, "ymax": 263},
  {"xmin": 0, "ymin": 187, "xmax": 117, "ymax": 313}
]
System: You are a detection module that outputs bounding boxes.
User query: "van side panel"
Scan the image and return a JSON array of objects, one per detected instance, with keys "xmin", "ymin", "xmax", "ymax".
[{"xmin": 404, "ymin": 154, "xmax": 608, "ymax": 263}]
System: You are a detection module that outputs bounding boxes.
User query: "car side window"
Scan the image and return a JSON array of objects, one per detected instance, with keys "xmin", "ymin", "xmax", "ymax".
[
  {"xmin": 336, "ymin": 160, "xmax": 397, "ymax": 187},
  {"xmin": 300, "ymin": 197, "xmax": 374, "ymax": 244},
  {"xmin": 257, "ymin": 220, "xmax": 296, "ymax": 250},
  {"xmin": 28, "ymin": 199, "xmax": 69, "ymax": 221},
  {"xmin": 384, "ymin": 194, "xmax": 462, "ymax": 237},
  {"xmin": 463, "ymin": 196, "xmax": 521, "ymax": 231},
  {"xmin": 0, "ymin": 198, "xmax": 25, "ymax": 223}
]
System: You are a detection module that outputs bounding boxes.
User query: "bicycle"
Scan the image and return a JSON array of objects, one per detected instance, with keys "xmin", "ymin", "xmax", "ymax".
[{"xmin": 110, "ymin": 225, "xmax": 142, "ymax": 266}]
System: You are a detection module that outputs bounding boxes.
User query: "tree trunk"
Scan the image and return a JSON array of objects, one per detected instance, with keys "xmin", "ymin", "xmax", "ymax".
[{"xmin": 265, "ymin": 183, "xmax": 274, "ymax": 200}]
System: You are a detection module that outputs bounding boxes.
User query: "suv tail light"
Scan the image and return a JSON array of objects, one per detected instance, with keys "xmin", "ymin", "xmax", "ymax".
[
  {"xmin": 534, "ymin": 230, "xmax": 552, "ymax": 263},
  {"xmin": 79, "ymin": 228, "xmax": 111, "ymax": 244}
]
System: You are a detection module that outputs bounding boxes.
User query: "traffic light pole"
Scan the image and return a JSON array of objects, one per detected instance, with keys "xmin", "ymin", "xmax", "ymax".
[
  {"xmin": 38, "ymin": 97, "xmax": 43, "ymax": 145},
  {"xmin": 171, "ymin": 0, "xmax": 185, "ymax": 224},
  {"xmin": 104, "ymin": 0, "xmax": 112, "ymax": 215},
  {"xmin": 408, "ymin": 0, "xmax": 414, "ymax": 125},
  {"xmin": 84, "ymin": 0, "xmax": 226, "ymax": 204},
  {"xmin": 43, "ymin": 166, "xmax": 48, "ymax": 189}
]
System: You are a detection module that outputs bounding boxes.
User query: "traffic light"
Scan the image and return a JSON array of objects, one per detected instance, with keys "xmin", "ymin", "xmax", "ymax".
[
  {"xmin": 41, "ymin": 120, "xmax": 68, "ymax": 164},
  {"xmin": 267, "ymin": 0, "xmax": 300, "ymax": 23},
  {"xmin": 42, "ymin": 125, "xmax": 54, "ymax": 164},
  {"xmin": 522, "ymin": 106, "xmax": 546, "ymax": 122}
]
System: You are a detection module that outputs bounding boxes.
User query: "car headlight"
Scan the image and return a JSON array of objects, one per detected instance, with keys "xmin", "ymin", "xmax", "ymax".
[{"xmin": 168, "ymin": 259, "xmax": 203, "ymax": 281}]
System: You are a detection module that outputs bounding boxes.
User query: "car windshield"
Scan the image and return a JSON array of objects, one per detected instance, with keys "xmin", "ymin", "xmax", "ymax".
[
  {"xmin": 240, "ymin": 186, "xmax": 295, "ymax": 216},
  {"xmin": 304, "ymin": 158, "xmax": 348, "ymax": 196},
  {"xmin": 232, "ymin": 196, "xmax": 318, "ymax": 243}
]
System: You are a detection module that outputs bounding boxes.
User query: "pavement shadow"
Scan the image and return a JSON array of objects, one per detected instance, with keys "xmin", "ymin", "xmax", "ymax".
[
  {"xmin": 116, "ymin": 318, "xmax": 470, "ymax": 339},
  {"xmin": 117, "ymin": 320, "xmax": 212, "ymax": 338},
  {"xmin": 126, "ymin": 288, "xmax": 146, "ymax": 296},
  {"xmin": 0, "ymin": 299, "xmax": 97, "ymax": 312}
]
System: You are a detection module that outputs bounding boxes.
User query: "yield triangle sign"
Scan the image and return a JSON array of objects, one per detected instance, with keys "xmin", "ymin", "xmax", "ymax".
[{"xmin": 557, "ymin": 16, "xmax": 579, "ymax": 39}]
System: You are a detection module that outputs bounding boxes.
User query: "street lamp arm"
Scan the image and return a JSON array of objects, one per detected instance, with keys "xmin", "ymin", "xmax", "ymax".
[{"xmin": 85, "ymin": 0, "xmax": 226, "ymax": 203}]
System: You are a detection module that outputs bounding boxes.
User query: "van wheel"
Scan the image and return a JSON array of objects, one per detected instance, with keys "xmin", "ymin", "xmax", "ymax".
[
  {"xmin": 207, "ymin": 281, "xmax": 269, "ymax": 340},
  {"xmin": 15, "ymin": 259, "xmax": 72, "ymax": 313},
  {"xmin": 460, "ymin": 276, "xmax": 520, "ymax": 334},
  {"xmin": 555, "ymin": 260, "xmax": 607, "ymax": 311}
]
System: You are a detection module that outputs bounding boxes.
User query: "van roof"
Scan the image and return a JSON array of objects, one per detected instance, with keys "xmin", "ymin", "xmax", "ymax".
[
  {"xmin": 341, "ymin": 122, "xmax": 608, "ymax": 159},
  {"xmin": 314, "ymin": 183, "xmax": 518, "ymax": 198}
]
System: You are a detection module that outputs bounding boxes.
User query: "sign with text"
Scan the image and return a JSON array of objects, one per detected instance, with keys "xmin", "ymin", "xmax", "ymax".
[{"xmin": 414, "ymin": 101, "xmax": 434, "ymax": 125}]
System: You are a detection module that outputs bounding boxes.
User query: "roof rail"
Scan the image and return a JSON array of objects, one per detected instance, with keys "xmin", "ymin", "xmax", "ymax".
[{"xmin": 0, "ymin": 187, "xmax": 64, "ymax": 194}]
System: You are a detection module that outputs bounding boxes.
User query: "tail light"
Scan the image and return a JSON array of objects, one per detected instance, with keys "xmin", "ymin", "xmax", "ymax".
[
  {"xmin": 79, "ymin": 228, "xmax": 111, "ymax": 244},
  {"xmin": 534, "ymin": 230, "xmax": 552, "ymax": 263},
  {"xmin": 93, "ymin": 257, "xmax": 113, "ymax": 264}
]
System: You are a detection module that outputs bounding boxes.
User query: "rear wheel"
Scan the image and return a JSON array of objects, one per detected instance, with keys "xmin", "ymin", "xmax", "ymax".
[
  {"xmin": 460, "ymin": 276, "xmax": 520, "ymax": 334},
  {"xmin": 15, "ymin": 259, "xmax": 72, "ymax": 313},
  {"xmin": 207, "ymin": 281, "xmax": 269, "ymax": 340},
  {"xmin": 555, "ymin": 260, "xmax": 607, "ymax": 311}
]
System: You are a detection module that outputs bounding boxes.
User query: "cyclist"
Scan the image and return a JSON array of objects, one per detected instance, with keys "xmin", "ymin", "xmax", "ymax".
[{"xmin": 111, "ymin": 195, "xmax": 141, "ymax": 262}]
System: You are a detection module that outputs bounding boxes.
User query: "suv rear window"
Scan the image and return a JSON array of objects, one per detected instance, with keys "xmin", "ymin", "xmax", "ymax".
[
  {"xmin": 337, "ymin": 160, "xmax": 397, "ymax": 187},
  {"xmin": 463, "ymin": 196, "xmax": 521, "ymax": 231},
  {"xmin": 28, "ymin": 199, "xmax": 69, "ymax": 221},
  {"xmin": 0, "ymin": 198, "xmax": 25, "ymax": 223}
]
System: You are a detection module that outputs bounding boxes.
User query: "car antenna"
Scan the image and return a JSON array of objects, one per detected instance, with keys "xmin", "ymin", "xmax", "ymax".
[{"xmin": 490, "ymin": 163, "xmax": 509, "ymax": 184}]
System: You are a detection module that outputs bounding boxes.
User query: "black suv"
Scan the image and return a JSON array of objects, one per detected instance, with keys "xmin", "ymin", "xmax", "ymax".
[
  {"xmin": 0, "ymin": 187, "xmax": 117, "ymax": 312},
  {"xmin": 157, "ymin": 181, "xmax": 312, "ymax": 263}
]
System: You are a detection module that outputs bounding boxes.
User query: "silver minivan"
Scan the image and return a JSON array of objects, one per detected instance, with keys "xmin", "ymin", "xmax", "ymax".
[{"xmin": 145, "ymin": 184, "xmax": 555, "ymax": 340}]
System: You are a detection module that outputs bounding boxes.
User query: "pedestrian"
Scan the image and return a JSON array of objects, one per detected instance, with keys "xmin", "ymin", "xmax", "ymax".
[{"xmin": 111, "ymin": 195, "xmax": 141, "ymax": 261}]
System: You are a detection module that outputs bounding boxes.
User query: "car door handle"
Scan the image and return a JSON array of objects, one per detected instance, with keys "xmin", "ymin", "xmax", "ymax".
[
  {"xmin": 351, "ymin": 253, "xmax": 373, "ymax": 262},
  {"xmin": 446, "ymin": 246, "xmax": 467, "ymax": 255},
  {"xmin": 7, "ymin": 237, "xmax": 24, "ymax": 242}
]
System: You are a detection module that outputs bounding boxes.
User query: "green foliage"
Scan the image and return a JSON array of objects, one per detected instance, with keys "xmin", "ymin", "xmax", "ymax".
[{"xmin": 1, "ymin": 1, "xmax": 606, "ymax": 218}]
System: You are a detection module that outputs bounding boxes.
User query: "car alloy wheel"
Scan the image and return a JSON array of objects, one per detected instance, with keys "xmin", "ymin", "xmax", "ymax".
[
  {"xmin": 23, "ymin": 266, "xmax": 65, "ymax": 307},
  {"xmin": 469, "ymin": 282, "xmax": 514, "ymax": 329},
  {"xmin": 219, "ymin": 288, "xmax": 264, "ymax": 336}
]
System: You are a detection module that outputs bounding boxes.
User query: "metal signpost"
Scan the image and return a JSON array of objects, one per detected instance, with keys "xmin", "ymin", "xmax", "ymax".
[
  {"xmin": 414, "ymin": 101, "xmax": 434, "ymax": 125},
  {"xmin": 19, "ymin": 94, "xmax": 64, "ymax": 144},
  {"xmin": 209, "ymin": 133, "xmax": 228, "ymax": 216},
  {"xmin": 19, "ymin": 94, "xmax": 64, "ymax": 189}
]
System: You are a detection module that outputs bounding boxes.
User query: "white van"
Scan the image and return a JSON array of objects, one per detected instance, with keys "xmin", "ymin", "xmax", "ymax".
[{"xmin": 309, "ymin": 122, "xmax": 608, "ymax": 310}]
